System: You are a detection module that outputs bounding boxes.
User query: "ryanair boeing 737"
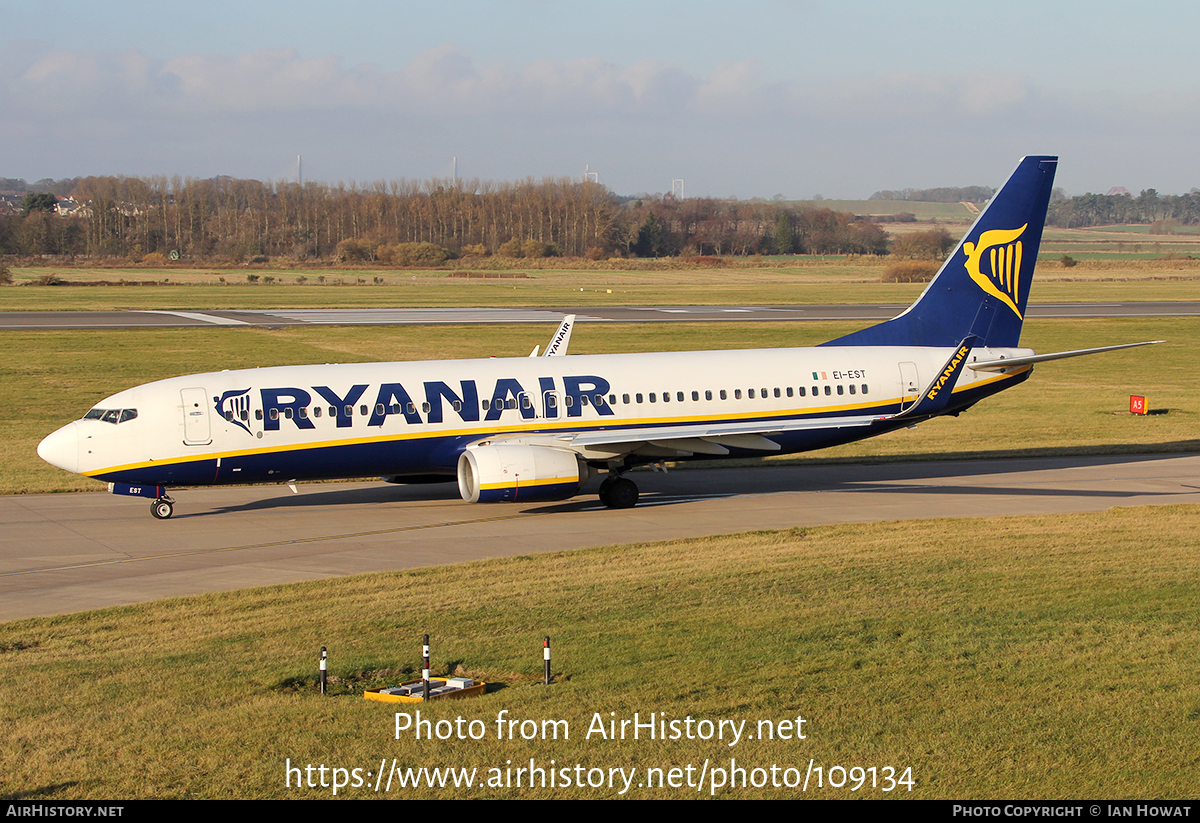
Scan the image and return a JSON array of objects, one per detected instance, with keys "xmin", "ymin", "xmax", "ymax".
[{"xmin": 37, "ymin": 156, "xmax": 1159, "ymax": 518}]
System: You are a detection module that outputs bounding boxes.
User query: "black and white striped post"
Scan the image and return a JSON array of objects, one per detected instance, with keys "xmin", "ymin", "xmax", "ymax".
[
  {"xmin": 319, "ymin": 646, "xmax": 327, "ymax": 696},
  {"xmin": 543, "ymin": 636, "xmax": 551, "ymax": 685},
  {"xmin": 422, "ymin": 634, "xmax": 431, "ymax": 702}
]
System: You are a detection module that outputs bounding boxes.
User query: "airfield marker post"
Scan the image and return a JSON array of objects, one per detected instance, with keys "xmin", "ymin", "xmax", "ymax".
[
  {"xmin": 319, "ymin": 646, "xmax": 327, "ymax": 695},
  {"xmin": 422, "ymin": 634, "xmax": 431, "ymax": 702},
  {"xmin": 544, "ymin": 636, "xmax": 551, "ymax": 685}
]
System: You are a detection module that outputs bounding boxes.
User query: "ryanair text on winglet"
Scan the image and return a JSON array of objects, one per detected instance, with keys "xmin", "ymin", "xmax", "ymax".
[{"xmin": 925, "ymin": 344, "xmax": 971, "ymax": 401}]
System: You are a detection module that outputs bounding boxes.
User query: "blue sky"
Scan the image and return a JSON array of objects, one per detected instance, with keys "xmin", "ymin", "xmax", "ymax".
[{"xmin": 4, "ymin": 0, "xmax": 1199, "ymax": 197}]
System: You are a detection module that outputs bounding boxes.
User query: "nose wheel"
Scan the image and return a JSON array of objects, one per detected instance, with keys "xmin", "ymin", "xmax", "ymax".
[
  {"xmin": 151, "ymin": 497, "xmax": 175, "ymax": 520},
  {"xmin": 598, "ymin": 476, "xmax": 639, "ymax": 509}
]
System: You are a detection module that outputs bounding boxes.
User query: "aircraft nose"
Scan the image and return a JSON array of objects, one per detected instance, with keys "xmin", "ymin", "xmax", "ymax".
[{"xmin": 38, "ymin": 422, "xmax": 79, "ymax": 474}]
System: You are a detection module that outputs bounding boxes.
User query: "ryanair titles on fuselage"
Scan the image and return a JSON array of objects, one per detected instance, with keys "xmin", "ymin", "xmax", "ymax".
[{"xmin": 221, "ymin": 374, "xmax": 616, "ymax": 435}]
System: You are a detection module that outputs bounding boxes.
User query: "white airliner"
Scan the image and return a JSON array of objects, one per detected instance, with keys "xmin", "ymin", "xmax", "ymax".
[{"xmin": 38, "ymin": 156, "xmax": 1158, "ymax": 518}]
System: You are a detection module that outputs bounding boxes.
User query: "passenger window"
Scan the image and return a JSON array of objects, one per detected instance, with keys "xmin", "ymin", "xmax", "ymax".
[
  {"xmin": 269, "ymin": 409, "xmax": 279, "ymax": 421},
  {"xmin": 762, "ymin": 388, "xmax": 768, "ymax": 397},
  {"xmin": 849, "ymin": 384, "xmax": 856, "ymax": 395},
  {"xmin": 677, "ymin": 392, "xmax": 684, "ymax": 402},
  {"xmin": 812, "ymin": 386, "xmax": 818, "ymax": 396},
  {"xmin": 546, "ymin": 395, "xmax": 557, "ymax": 408},
  {"xmin": 256, "ymin": 409, "xmax": 264, "ymax": 421},
  {"xmin": 391, "ymin": 403, "xmax": 401, "ymax": 414},
  {"xmin": 786, "ymin": 387, "xmax": 793, "ymax": 397},
  {"xmin": 359, "ymin": 404, "xmax": 368, "ymax": 416},
  {"xmin": 720, "ymin": 390, "xmax": 727, "ymax": 400},
  {"xmin": 332, "ymin": 406, "xmax": 339, "ymax": 417},
  {"xmin": 285, "ymin": 408, "xmax": 294, "ymax": 419},
  {"xmin": 636, "ymin": 393, "xmax": 644, "ymax": 403},
  {"xmin": 423, "ymin": 401, "xmax": 432, "ymax": 413},
  {"xmin": 313, "ymin": 407, "xmax": 322, "ymax": 418},
  {"xmin": 799, "ymin": 387, "xmax": 806, "ymax": 397},
  {"xmin": 453, "ymin": 400, "xmax": 463, "ymax": 412},
  {"xmin": 748, "ymin": 389, "xmax": 755, "ymax": 399},
  {"xmin": 622, "ymin": 394, "xmax": 630, "ymax": 404},
  {"xmin": 239, "ymin": 409, "xmax": 248, "ymax": 421},
  {"xmin": 482, "ymin": 399, "xmax": 490, "ymax": 411},
  {"xmin": 565, "ymin": 396, "xmax": 574, "ymax": 407},
  {"xmin": 862, "ymin": 384, "xmax": 869, "ymax": 395},
  {"xmin": 298, "ymin": 407, "xmax": 308, "ymax": 419},
  {"xmin": 837, "ymin": 385, "xmax": 844, "ymax": 395},
  {"xmin": 662, "ymin": 392, "xmax": 670, "ymax": 403},
  {"xmin": 609, "ymin": 394, "xmax": 617, "ymax": 405},
  {"xmin": 824, "ymin": 386, "xmax": 831, "ymax": 396},
  {"xmin": 774, "ymin": 388, "xmax": 781, "ymax": 398},
  {"xmin": 407, "ymin": 403, "xmax": 416, "ymax": 414},
  {"xmin": 705, "ymin": 390, "xmax": 713, "ymax": 401},
  {"xmin": 581, "ymin": 395, "xmax": 590, "ymax": 406},
  {"xmin": 594, "ymin": 394, "xmax": 604, "ymax": 406},
  {"xmin": 734, "ymin": 389, "xmax": 742, "ymax": 399},
  {"xmin": 376, "ymin": 403, "xmax": 385, "ymax": 415}
]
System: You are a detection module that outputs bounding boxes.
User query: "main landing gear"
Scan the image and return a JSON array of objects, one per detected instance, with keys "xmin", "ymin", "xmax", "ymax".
[
  {"xmin": 598, "ymin": 475, "xmax": 638, "ymax": 509},
  {"xmin": 151, "ymin": 495, "xmax": 175, "ymax": 520}
]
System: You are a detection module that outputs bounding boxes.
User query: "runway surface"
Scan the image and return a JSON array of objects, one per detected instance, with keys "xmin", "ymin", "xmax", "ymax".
[
  {"xmin": 2, "ymin": 301, "xmax": 1198, "ymax": 329},
  {"xmin": 2, "ymin": 453, "xmax": 1198, "ymax": 621}
]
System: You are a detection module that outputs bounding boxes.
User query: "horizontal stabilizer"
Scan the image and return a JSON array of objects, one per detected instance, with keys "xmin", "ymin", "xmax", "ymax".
[{"xmin": 970, "ymin": 340, "xmax": 1164, "ymax": 371}]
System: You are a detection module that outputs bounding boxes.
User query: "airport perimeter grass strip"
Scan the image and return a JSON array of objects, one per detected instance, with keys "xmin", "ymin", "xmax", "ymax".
[{"xmin": 2, "ymin": 505, "xmax": 1198, "ymax": 799}]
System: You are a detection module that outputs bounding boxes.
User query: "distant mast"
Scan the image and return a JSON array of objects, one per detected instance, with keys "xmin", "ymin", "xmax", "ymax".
[{"xmin": 297, "ymin": 155, "xmax": 303, "ymax": 186}]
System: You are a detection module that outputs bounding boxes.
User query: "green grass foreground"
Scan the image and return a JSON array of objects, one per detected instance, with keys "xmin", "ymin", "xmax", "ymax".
[
  {"xmin": 2, "ymin": 506, "xmax": 1198, "ymax": 799},
  {"xmin": 5, "ymin": 264, "xmax": 1200, "ymax": 310},
  {"xmin": 8, "ymin": 317, "xmax": 1194, "ymax": 495}
]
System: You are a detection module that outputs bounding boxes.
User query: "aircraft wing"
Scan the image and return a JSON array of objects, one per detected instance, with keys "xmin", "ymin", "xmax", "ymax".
[
  {"xmin": 488, "ymin": 414, "xmax": 881, "ymax": 458},
  {"xmin": 487, "ymin": 337, "xmax": 988, "ymax": 460}
]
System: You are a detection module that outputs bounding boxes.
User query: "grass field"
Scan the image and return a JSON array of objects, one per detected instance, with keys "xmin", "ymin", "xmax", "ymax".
[
  {"xmin": 4, "ymin": 264, "xmax": 1200, "ymax": 312},
  {"xmin": 2, "ymin": 505, "xmax": 1198, "ymax": 799},
  {"xmin": 7, "ymin": 317, "xmax": 1192, "ymax": 495},
  {"xmin": 4, "ymin": 254, "xmax": 1197, "ymax": 800}
]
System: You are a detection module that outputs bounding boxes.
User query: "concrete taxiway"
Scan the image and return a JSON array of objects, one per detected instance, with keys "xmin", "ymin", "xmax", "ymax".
[
  {"xmin": 1, "ymin": 301, "xmax": 1197, "ymax": 329},
  {"xmin": 2, "ymin": 453, "xmax": 1197, "ymax": 621}
]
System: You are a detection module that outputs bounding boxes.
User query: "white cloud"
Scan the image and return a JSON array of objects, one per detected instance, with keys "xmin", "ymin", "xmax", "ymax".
[{"xmin": 3, "ymin": 42, "xmax": 1198, "ymax": 196}]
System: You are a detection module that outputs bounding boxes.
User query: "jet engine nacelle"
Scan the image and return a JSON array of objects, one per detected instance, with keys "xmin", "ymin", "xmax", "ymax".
[{"xmin": 457, "ymin": 443, "xmax": 591, "ymax": 503}]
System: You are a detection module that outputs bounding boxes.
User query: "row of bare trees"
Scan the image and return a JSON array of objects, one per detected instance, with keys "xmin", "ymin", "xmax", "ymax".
[
  {"xmin": 1, "ymin": 174, "xmax": 893, "ymax": 261},
  {"xmin": 1047, "ymin": 189, "xmax": 1200, "ymax": 228}
]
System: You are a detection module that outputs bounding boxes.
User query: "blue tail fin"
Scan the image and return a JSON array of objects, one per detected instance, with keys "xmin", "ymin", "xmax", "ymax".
[{"xmin": 823, "ymin": 155, "xmax": 1057, "ymax": 348}]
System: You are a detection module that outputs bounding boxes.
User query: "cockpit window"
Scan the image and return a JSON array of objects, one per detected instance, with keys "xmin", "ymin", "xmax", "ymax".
[{"xmin": 82, "ymin": 408, "xmax": 138, "ymax": 424}]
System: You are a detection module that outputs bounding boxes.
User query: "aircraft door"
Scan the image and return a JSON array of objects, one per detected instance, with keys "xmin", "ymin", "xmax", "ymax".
[
  {"xmin": 181, "ymin": 387, "xmax": 212, "ymax": 445},
  {"xmin": 898, "ymin": 362, "xmax": 920, "ymax": 412}
]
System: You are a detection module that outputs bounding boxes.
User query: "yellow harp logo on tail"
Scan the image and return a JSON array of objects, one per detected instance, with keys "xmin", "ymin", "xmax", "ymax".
[{"xmin": 962, "ymin": 223, "xmax": 1028, "ymax": 319}]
